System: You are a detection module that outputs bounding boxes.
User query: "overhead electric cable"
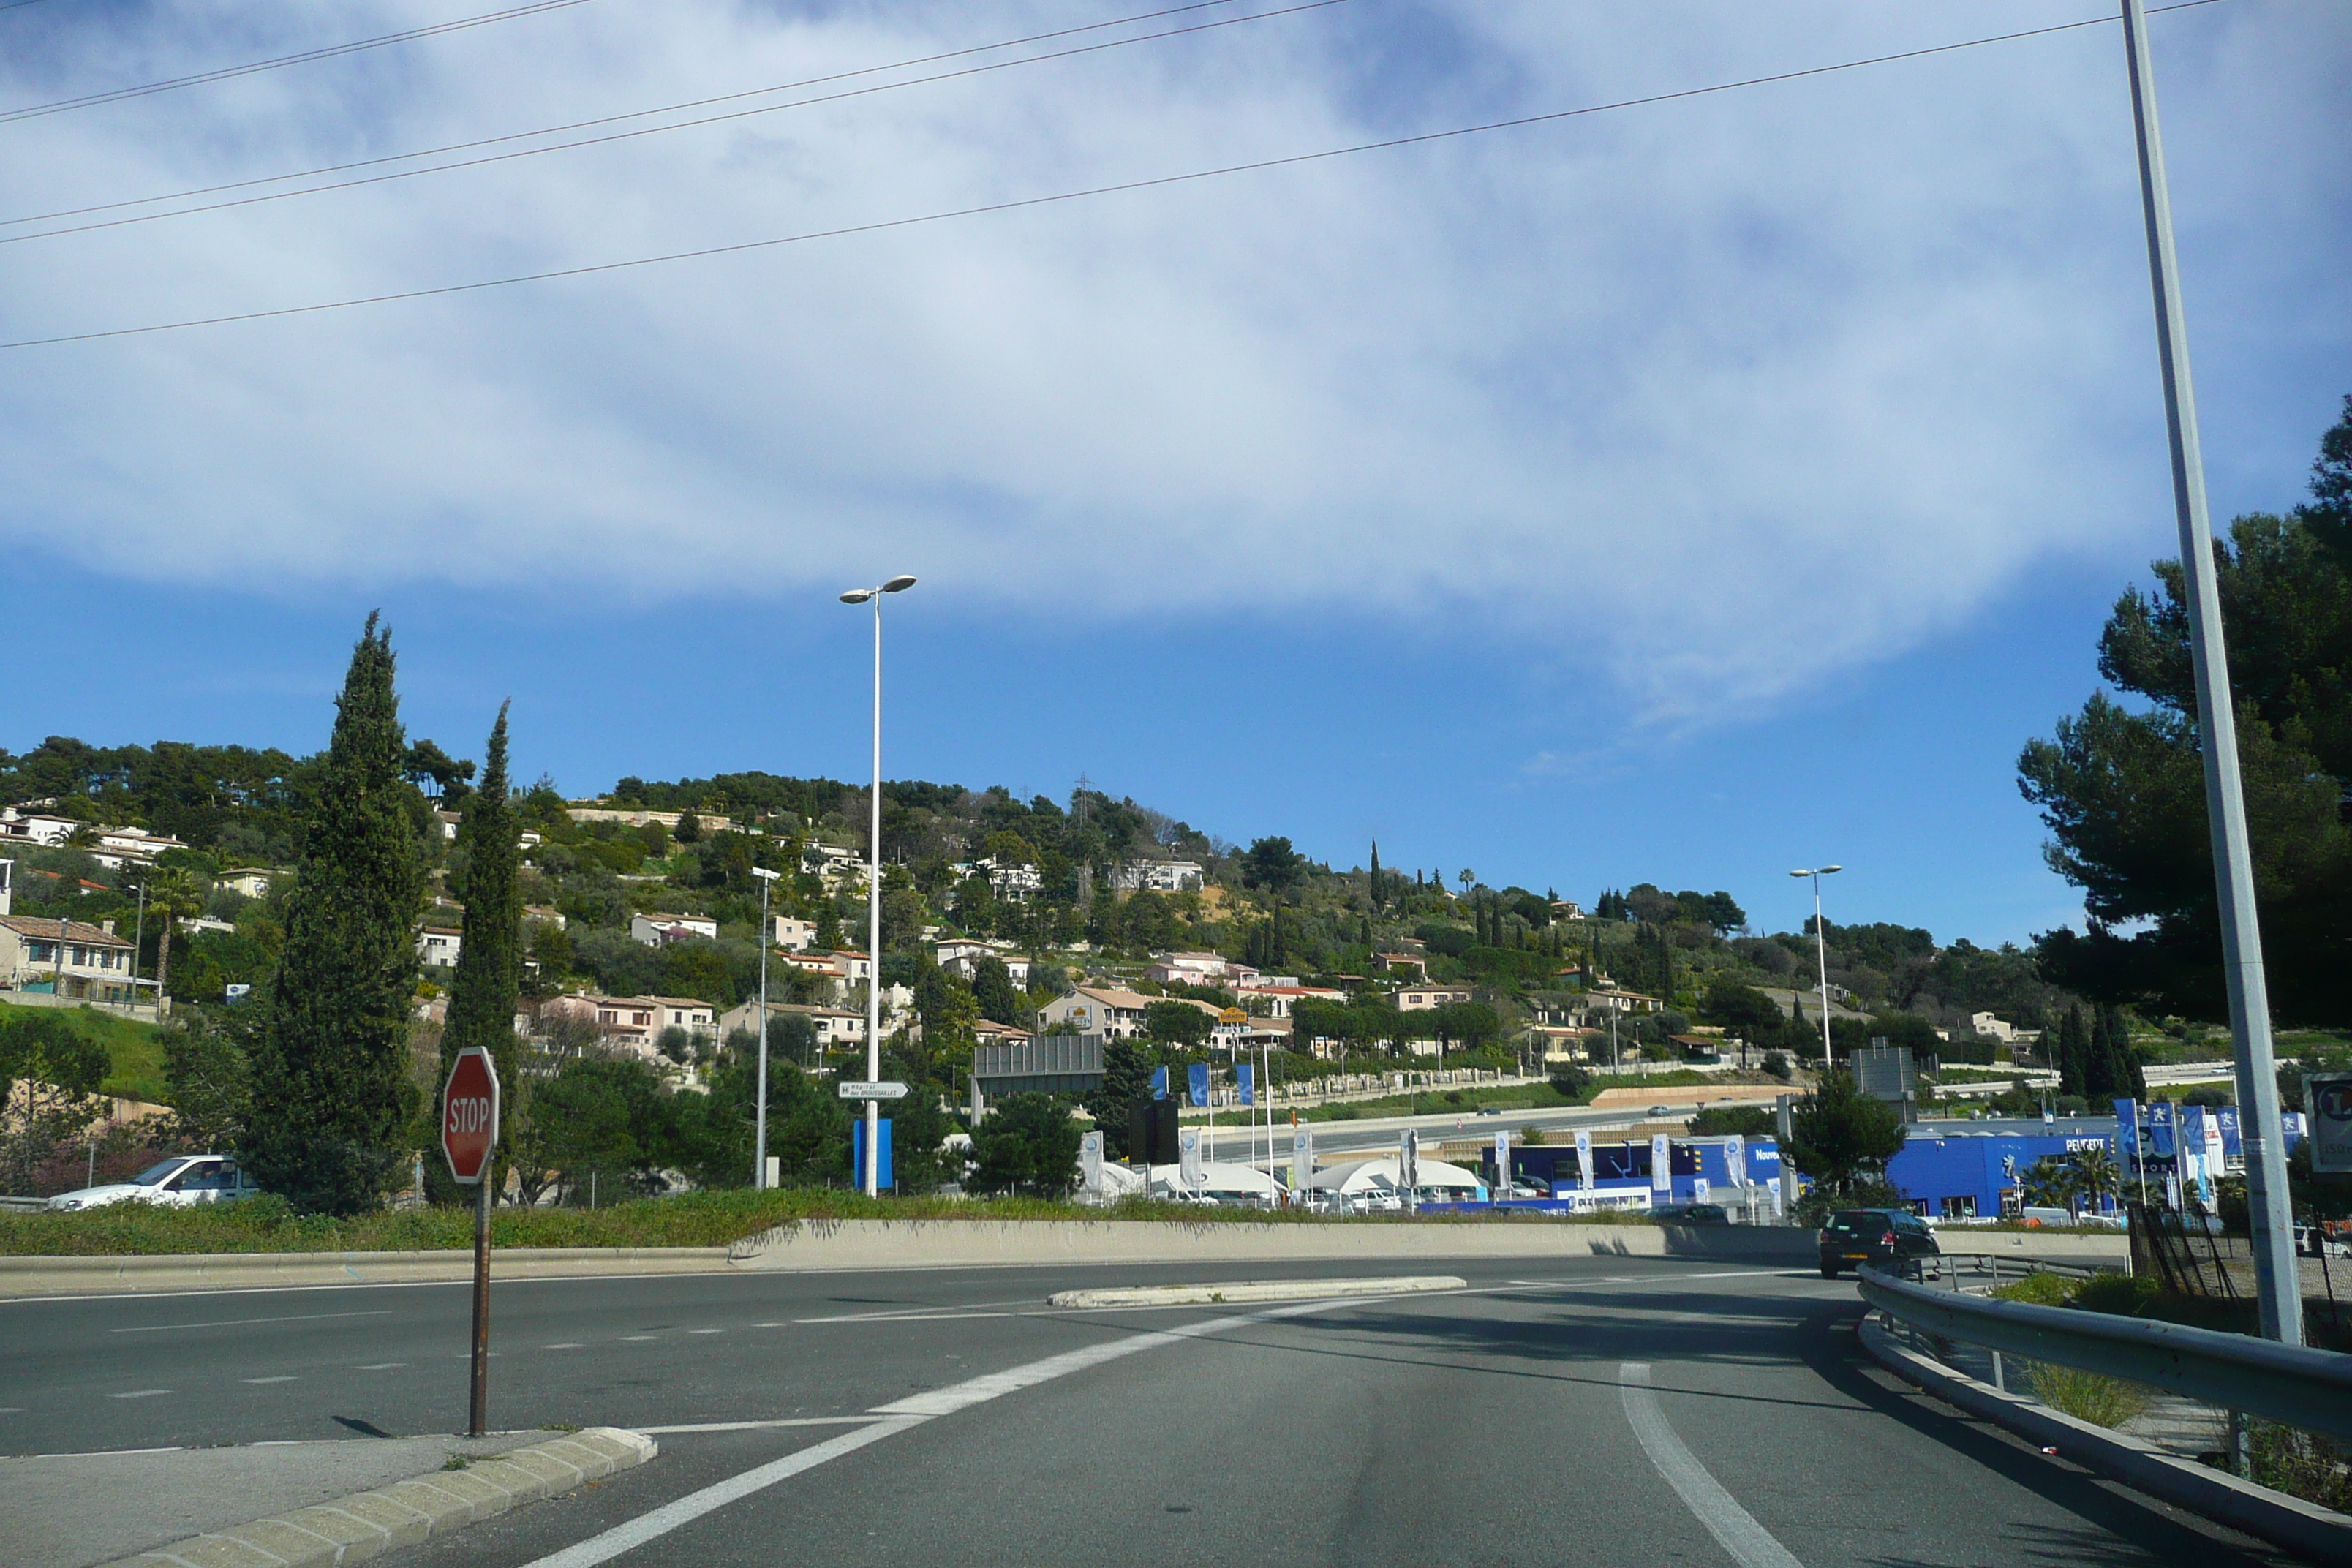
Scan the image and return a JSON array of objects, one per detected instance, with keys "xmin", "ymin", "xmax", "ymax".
[
  {"xmin": 0, "ymin": 0, "xmax": 1341, "ymax": 245},
  {"xmin": 0, "ymin": 0, "xmax": 2229, "ymax": 353},
  {"xmin": 0, "ymin": 0, "xmax": 587, "ymax": 125}
]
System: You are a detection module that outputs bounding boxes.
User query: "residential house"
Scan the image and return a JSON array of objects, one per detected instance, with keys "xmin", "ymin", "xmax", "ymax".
[
  {"xmin": 416, "ymin": 924, "xmax": 464, "ymax": 968},
  {"xmin": 0, "ymin": 807, "xmax": 80, "ymax": 847},
  {"xmin": 935, "ymin": 939, "xmax": 1030, "ymax": 987},
  {"xmin": 1396, "ymin": 983, "xmax": 1474, "ymax": 1012},
  {"xmin": 949, "ymin": 856, "xmax": 1043, "ymax": 901},
  {"xmin": 1583, "ymin": 987, "xmax": 1663, "ymax": 1016},
  {"xmin": 973, "ymin": 1017, "xmax": 1033, "ymax": 1047},
  {"xmin": 1970, "ymin": 1011, "xmax": 2017, "ymax": 1044},
  {"xmin": 834, "ymin": 949, "xmax": 873, "ymax": 988},
  {"xmin": 779, "ymin": 950, "xmax": 848, "ymax": 1000},
  {"xmin": 768, "ymin": 914, "xmax": 816, "ymax": 951},
  {"xmin": 1525, "ymin": 1024, "xmax": 1598, "ymax": 1063},
  {"xmin": 716, "ymin": 998, "xmax": 866, "ymax": 1052},
  {"xmin": 1036, "ymin": 984, "xmax": 1161, "ymax": 1040},
  {"xmin": 0, "ymin": 914, "xmax": 137, "ymax": 1003},
  {"xmin": 1109, "ymin": 859, "xmax": 1205, "ymax": 893},
  {"xmin": 1551, "ymin": 900, "xmax": 1588, "ymax": 920},
  {"xmin": 432, "ymin": 810, "xmax": 461, "ymax": 843},
  {"xmin": 1145, "ymin": 951, "xmax": 1229, "ymax": 987},
  {"xmin": 543, "ymin": 993, "xmax": 718, "ymax": 1055},
  {"xmin": 800, "ymin": 842, "xmax": 867, "ymax": 891},
  {"xmin": 567, "ymin": 805, "xmax": 737, "ymax": 833},
  {"xmin": 218, "ymin": 868, "xmax": 277, "ymax": 899},
  {"xmin": 631, "ymin": 913, "xmax": 719, "ymax": 946},
  {"xmin": 523, "ymin": 905, "xmax": 568, "ymax": 930},
  {"xmin": 1376, "ymin": 951, "xmax": 1429, "ymax": 979}
]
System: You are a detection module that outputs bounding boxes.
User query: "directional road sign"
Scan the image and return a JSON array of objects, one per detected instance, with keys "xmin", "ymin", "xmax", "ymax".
[
  {"xmin": 441, "ymin": 1047, "xmax": 500, "ymax": 1185},
  {"xmin": 838, "ymin": 1080, "xmax": 910, "ymax": 1100}
]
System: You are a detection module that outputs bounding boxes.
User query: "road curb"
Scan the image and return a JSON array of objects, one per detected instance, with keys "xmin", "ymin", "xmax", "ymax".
[
  {"xmin": 1047, "ymin": 1274, "xmax": 1468, "ymax": 1307},
  {"xmin": 1858, "ymin": 1316, "xmax": 2352, "ymax": 1562},
  {"xmin": 97, "ymin": 1426, "xmax": 657, "ymax": 1568}
]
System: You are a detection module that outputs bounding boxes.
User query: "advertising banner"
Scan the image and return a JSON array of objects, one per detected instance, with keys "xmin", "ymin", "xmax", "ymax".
[
  {"xmin": 1723, "ymin": 1135, "xmax": 1746, "ymax": 1188},
  {"xmin": 1150, "ymin": 1067, "xmax": 1168, "ymax": 1101},
  {"xmin": 1650, "ymin": 1134, "xmax": 1672, "ymax": 1194},
  {"xmin": 1292, "ymin": 1126, "xmax": 1315, "ymax": 1194},
  {"xmin": 1237, "ymin": 1063, "xmax": 1255, "ymax": 1107},
  {"xmin": 1079, "ymin": 1130, "xmax": 1103, "ymax": 1194},
  {"xmin": 2298, "ymin": 1074, "xmax": 2351, "ymax": 1172},
  {"xmin": 1188, "ymin": 1063, "xmax": 1210, "ymax": 1108},
  {"xmin": 1179, "ymin": 1126, "xmax": 1205, "ymax": 1188},
  {"xmin": 1575, "ymin": 1128, "xmax": 1594, "ymax": 1191},
  {"xmin": 2113, "ymin": 1099, "xmax": 2139, "ymax": 1156}
]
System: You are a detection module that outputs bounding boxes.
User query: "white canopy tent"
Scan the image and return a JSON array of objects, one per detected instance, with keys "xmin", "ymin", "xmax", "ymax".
[
  {"xmin": 1143, "ymin": 1161, "xmax": 1288, "ymax": 1207},
  {"xmin": 1304, "ymin": 1156, "xmax": 1488, "ymax": 1205}
]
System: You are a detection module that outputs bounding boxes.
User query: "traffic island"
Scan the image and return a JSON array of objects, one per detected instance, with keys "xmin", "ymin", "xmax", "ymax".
[{"xmin": 9, "ymin": 1425, "xmax": 655, "ymax": 1568}]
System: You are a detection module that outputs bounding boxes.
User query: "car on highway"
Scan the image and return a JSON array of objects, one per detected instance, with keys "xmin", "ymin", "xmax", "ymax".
[
  {"xmin": 46, "ymin": 1153, "xmax": 261, "ymax": 1212},
  {"xmin": 1474, "ymin": 1104, "xmax": 1502, "ymax": 1116},
  {"xmin": 1817, "ymin": 1207, "xmax": 1938, "ymax": 1276},
  {"xmin": 1646, "ymin": 1104, "xmax": 1673, "ymax": 1117}
]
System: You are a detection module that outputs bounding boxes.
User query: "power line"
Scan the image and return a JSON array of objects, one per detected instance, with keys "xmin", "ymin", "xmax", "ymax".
[
  {"xmin": 0, "ymin": 0, "xmax": 1342, "ymax": 246},
  {"xmin": 0, "ymin": 0, "xmax": 588, "ymax": 125},
  {"xmin": 0, "ymin": 0, "xmax": 2231, "ymax": 353}
]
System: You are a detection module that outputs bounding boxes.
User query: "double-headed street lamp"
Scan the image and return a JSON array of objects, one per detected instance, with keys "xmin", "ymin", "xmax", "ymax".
[
  {"xmin": 1788, "ymin": 866, "xmax": 1842, "ymax": 1065},
  {"xmin": 840, "ymin": 573, "xmax": 917, "ymax": 1199},
  {"xmin": 750, "ymin": 864, "xmax": 781, "ymax": 1189}
]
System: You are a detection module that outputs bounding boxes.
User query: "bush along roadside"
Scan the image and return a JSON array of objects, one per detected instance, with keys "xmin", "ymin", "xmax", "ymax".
[{"xmin": 1989, "ymin": 1266, "xmax": 2352, "ymax": 1509}]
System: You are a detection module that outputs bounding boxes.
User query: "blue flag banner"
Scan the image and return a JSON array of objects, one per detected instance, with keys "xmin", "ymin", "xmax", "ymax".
[
  {"xmin": 2114, "ymin": 1099, "xmax": 2140, "ymax": 1156},
  {"xmin": 1188, "ymin": 1063, "xmax": 1211, "ymax": 1108},
  {"xmin": 1150, "ymin": 1067, "xmax": 1168, "ymax": 1101},
  {"xmin": 1237, "ymin": 1063, "xmax": 1255, "ymax": 1107},
  {"xmin": 2150, "ymin": 1101, "xmax": 2176, "ymax": 1158}
]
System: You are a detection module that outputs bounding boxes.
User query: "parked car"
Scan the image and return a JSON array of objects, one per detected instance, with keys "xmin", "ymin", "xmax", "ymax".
[
  {"xmin": 1652, "ymin": 1202, "xmax": 1730, "ymax": 1225},
  {"xmin": 1817, "ymin": 1207, "xmax": 1938, "ymax": 1277},
  {"xmin": 47, "ymin": 1154, "xmax": 261, "ymax": 1212}
]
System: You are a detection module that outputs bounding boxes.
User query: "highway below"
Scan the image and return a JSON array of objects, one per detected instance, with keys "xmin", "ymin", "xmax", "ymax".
[{"xmin": 3, "ymin": 1251, "xmax": 2291, "ymax": 1567}]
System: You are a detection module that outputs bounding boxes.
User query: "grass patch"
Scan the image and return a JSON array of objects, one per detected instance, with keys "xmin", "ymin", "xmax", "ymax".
[
  {"xmin": 0, "ymin": 1186, "xmax": 1665, "ymax": 1256},
  {"xmin": 1990, "ymin": 1270, "xmax": 2078, "ymax": 1307},
  {"xmin": 2023, "ymin": 1362, "xmax": 2152, "ymax": 1428},
  {"xmin": 0, "ymin": 999, "xmax": 171, "ymax": 1103}
]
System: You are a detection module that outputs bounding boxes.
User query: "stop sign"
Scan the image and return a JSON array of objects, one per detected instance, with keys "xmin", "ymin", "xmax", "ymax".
[{"xmin": 442, "ymin": 1047, "xmax": 501, "ymax": 1185}]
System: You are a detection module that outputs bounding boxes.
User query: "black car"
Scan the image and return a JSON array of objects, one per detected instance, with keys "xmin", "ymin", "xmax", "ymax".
[
  {"xmin": 1817, "ymin": 1207, "xmax": 1938, "ymax": 1277},
  {"xmin": 1651, "ymin": 1202, "xmax": 1730, "ymax": 1225}
]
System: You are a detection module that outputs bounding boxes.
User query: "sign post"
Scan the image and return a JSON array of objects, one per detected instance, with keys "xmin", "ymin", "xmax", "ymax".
[
  {"xmin": 2308, "ymin": 1074, "xmax": 2352, "ymax": 1174},
  {"xmin": 441, "ymin": 1047, "xmax": 500, "ymax": 1439}
]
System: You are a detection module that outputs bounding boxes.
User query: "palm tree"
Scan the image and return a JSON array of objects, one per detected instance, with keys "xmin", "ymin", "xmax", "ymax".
[
  {"xmin": 144, "ymin": 866, "xmax": 207, "ymax": 1011},
  {"xmin": 2065, "ymin": 1146, "xmax": 2123, "ymax": 1216},
  {"xmin": 2019, "ymin": 1154, "xmax": 2082, "ymax": 1213}
]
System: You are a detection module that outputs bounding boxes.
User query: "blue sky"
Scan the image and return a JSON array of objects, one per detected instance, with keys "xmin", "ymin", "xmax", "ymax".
[{"xmin": 1, "ymin": 1, "xmax": 2346, "ymax": 947}]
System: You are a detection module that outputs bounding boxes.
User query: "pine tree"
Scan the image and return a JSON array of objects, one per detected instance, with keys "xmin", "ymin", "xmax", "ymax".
[
  {"xmin": 1368, "ymin": 840, "xmax": 1382, "ymax": 913},
  {"xmin": 2091, "ymin": 1004, "xmax": 2145, "ymax": 1101},
  {"xmin": 439, "ymin": 704, "xmax": 521, "ymax": 1201},
  {"xmin": 1096, "ymin": 1036, "xmax": 1151, "ymax": 1160},
  {"xmin": 242, "ymin": 615, "xmax": 427, "ymax": 1215}
]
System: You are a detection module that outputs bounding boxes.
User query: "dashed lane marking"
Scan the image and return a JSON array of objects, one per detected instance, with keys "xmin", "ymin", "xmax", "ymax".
[
  {"xmin": 107, "ymin": 1390, "xmax": 172, "ymax": 1400},
  {"xmin": 241, "ymin": 1376, "xmax": 298, "ymax": 1384},
  {"xmin": 1620, "ymin": 1362, "xmax": 1805, "ymax": 1568}
]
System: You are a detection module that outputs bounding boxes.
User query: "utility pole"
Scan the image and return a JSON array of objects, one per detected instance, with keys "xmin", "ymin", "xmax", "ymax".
[
  {"xmin": 2118, "ymin": 0, "xmax": 2299, "ymax": 1344},
  {"xmin": 752, "ymin": 866, "xmax": 780, "ymax": 1189}
]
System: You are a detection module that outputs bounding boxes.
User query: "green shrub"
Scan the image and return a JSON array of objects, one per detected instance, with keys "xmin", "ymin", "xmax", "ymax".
[
  {"xmin": 2024, "ymin": 1363, "xmax": 2152, "ymax": 1428},
  {"xmin": 2070, "ymin": 1271, "xmax": 2163, "ymax": 1317},
  {"xmin": 2247, "ymin": 1420, "xmax": 2352, "ymax": 1512},
  {"xmin": 1990, "ymin": 1270, "xmax": 2078, "ymax": 1307}
]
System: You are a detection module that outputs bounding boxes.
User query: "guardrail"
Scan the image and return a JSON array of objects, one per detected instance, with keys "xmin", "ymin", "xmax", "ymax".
[{"xmin": 1856, "ymin": 1262, "xmax": 2352, "ymax": 1444}]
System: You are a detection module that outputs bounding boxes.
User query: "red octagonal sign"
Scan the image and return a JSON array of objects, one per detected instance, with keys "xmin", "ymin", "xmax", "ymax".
[{"xmin": 442, "ymin": 1047, "xmax": 501, "ymax": 1185}]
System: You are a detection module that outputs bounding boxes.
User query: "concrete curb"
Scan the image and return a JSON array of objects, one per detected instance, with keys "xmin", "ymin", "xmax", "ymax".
[
  {"xmin": 98, "ymin": 1427, "xmax": 657, "ymax": 1568},
  {"xmin": 0, "ymin": 1248, "xmax": 732, "ymax": 1299},
  {"xmin": 1046, "ymin": 1274, "xmax": 1468, "ymax": 1308},
  {"xmin": 1858, "ymin": 1316, "xmax": 2352, "ymax": 1563},
  {"xmin": 728, "ymin": 1218, "xmax": 1825, "ymax": 1272}
]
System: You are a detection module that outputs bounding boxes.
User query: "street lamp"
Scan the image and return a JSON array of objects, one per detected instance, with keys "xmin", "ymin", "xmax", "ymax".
[
  {"xmin": 840, "ymin": 573, "xmax": 917, "ymax": 1198},
  {"xmin": 1788, "ymin": 866, "xmax": 1842, "ymax": 1066},
  {"xmin": 750, "ymin": 865, "xmax": 781, "ymax": 1190}
]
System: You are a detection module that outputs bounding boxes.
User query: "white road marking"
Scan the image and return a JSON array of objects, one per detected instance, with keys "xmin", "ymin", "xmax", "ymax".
[
  {"xmin": 110, "ymin": 1309, "xmax": 393, "ymax": 1333},
  {"xmin": 241, "ymin": 1376, "xmax": 298, "ymax": 1384},
  {"xmin": 545, "ymin": 1343, "xmax": 584, "ymax": 1350},
  {"xmin": 0, "ymin": 1406, "xmax": 23, "ymax": 1413},
  {"xmin": 619, "ymin": 1334, "xmax": 657, "ymax": 1341},
  {"xmin": 108, "ymin": 1389, "xmax": 172, "ymax": 1400},
  {"xmin": 636, "ymin": 1417, "xmax": 878, "ymax": 1434},
  {"xmin": 1619, "ymin": 1362, "xmax": 1804, "ymax": 1568},
  {"xmin": 687, "ymin": 1328, "xmax": 724, "ymax": 1335},
  {"xmin": 519, "ymin": 1296, "xmax": 1360, "ymax": 1568},
  {"xmin": 794, "ymin": 1311, "xmax": 1009, "ymax": 1324},
  {"xmin": 356, "ymin": 1362, "xmax": 406, "ymax": 1371},
  {"xmin": 522, "ymin": 1417, "xmax": 924, "ymax": 1568}
]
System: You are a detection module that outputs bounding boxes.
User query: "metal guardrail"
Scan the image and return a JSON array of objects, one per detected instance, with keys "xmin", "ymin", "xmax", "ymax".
[{"xmin": 1856, "ymin": 1262, "xmax": 2352, "ymax": 1444}]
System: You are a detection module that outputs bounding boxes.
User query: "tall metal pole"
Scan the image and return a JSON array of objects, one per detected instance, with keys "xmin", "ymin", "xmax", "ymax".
[
  {"xmin": 866, "ymin": 593, "xmax": 883, "ymax": 1199},
  {"xmin": 755, "ymin": 872, "xmax": 771, "ymax": 1189},
  {"xmin": 467, "ymin": 1170, "xmax": 490, "ymax": 1436},
  {"xmin": 2119, "ymin": 0, "xmax": 2300, "ymax": 1344},
  {"xmin": 1811, "ymin": 878, "xmax": 1833, "ymax": 1064}
]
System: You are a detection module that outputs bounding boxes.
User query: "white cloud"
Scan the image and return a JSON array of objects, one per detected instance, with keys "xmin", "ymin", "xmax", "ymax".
[{"xmin": 0, "ymin": 0, "xmax": 2343, "ymax": 720}]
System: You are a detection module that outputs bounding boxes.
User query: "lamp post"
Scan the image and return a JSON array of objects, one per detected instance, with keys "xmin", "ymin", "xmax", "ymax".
[
  {"xmin": 751, "ymin": 865, "xmax": 781, "ymax": 1189},
  {"xmin": 1788, "ymin": 866, "xmax": 1842, "ymax": 1066},
  {"xmin": 2117, "ymin": 0, "xmax": 2298, "ymax": 1347},
  {"xmin": 840, "ymin": 573, "xmax": 917, "ymax": 1198}
]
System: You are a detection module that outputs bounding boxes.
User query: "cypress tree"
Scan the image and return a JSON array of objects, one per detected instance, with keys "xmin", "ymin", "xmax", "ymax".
[
  {"xmin": 243, "ymin": 615, "xmax": 427, "ymax": 1215},
  {"xmin": 2056, "ymin": 1005, "xmax": 2090, "ymax": 1099},
  {"xmin": 440, "ymin": 704, "xmax": 521, "ymax": 1200},
  {"xmin": 1368, "ymin": 840, "xmax": 1382, "ymax": 913}
]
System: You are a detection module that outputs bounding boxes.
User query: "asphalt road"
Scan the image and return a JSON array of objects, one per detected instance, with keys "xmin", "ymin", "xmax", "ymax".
[{"xmin": 3, "ymin": 1254, "xmax": 2292, "ymax": 1567}]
